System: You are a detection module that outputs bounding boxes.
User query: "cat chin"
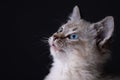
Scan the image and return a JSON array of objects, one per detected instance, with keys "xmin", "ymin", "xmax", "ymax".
[{"xmin": 50, "ymin": 47, "xmax": 64, "ymax": 53}]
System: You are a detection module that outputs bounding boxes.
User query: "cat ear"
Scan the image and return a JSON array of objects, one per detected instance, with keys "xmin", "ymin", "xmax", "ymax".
[
  {"xmin": 93, "ymin": 16, "xmax": 114, "ymax": 46},
  {"xmin": 70, "ymin": 6, "xmax": 81, "ymax": 21}
]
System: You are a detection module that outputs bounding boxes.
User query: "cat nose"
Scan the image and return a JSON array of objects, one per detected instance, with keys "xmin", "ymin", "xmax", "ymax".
[
  {"xmin": 53, "ymin": 33, "xmax": 64, "ymax": 41},
  {"xmin": 53, "ymin": 35, "xmax": 59, "ymax": 41}
]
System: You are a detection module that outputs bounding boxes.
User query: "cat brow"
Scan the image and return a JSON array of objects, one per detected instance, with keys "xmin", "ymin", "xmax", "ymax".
[{"xmin": 72, "ymin": 28, "xmax": 78, "ymax": 31}]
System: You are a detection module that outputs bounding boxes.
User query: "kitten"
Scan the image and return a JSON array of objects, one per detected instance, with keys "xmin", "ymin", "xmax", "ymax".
[{"xmin": 44, "ymin": 6, "xmax": 118, "ymax": 80}]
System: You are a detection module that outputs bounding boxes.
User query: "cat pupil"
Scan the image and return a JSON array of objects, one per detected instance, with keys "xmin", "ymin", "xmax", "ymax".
[{"xmin": 70, "ymin": 34, "xmax": 78, "ymax": 39}]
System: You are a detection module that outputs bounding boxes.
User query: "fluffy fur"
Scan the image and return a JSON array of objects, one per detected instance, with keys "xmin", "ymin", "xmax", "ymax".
[{"xmin": 44, "ymin": 6, "xmax": 118, "ymax": 80}]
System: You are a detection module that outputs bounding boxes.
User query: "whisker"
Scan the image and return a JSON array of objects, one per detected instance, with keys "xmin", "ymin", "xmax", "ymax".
[
  {"xmin": 40, "ymin": 37, "xmax": 49, "ymax": 43},
  {"xmin": 39, "ymin": 50, "xmax": 50, "ymax": 57},
  {"xmin": 32, "ymin": 33, "xmax": 50, "ymax": 47}
]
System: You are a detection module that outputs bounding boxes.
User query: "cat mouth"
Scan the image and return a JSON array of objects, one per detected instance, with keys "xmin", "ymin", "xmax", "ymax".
[
  {"xmin": 51, "ymin": 43, "xmax": 60, "ymax": 50},
  {"xmin": 50, "ymin": 43, "xmax": 64, "ymax": 52}
]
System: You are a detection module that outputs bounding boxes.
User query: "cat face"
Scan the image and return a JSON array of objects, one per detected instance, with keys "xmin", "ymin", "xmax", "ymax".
[
  {"xmin": 49, "ymin": 20, "xmax": 91, "ymax": 58},
  {"xmin": 48, "ymin": 6, "xmax": 114, "ymax": 60}
]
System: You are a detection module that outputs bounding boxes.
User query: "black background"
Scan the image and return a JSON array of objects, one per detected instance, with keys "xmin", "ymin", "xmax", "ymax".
[{"xmin": 1, "ymin": 0, "xmax": 120, "ymax": 80}]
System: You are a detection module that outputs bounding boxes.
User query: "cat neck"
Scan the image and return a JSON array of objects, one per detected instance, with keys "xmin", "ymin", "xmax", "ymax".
[{"xmin": 47, "ymin": 53, "xmax": 102, "ymax": 80}]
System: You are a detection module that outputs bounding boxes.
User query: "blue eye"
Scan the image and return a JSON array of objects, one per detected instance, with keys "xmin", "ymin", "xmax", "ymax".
[{"xmin": 69, "ymin": 34, "xmax": 79, "ymax": 40}]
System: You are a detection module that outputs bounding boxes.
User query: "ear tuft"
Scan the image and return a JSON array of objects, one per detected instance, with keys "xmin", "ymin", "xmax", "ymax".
[{"xmin": 70, "ymin": 5, "xmax": 81, "ymax": 21}]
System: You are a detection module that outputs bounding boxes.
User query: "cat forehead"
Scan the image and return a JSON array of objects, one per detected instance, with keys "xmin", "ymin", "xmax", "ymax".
[{"xmin": 62, "ymin": 20, "xmax": 91, "ymax": 31}]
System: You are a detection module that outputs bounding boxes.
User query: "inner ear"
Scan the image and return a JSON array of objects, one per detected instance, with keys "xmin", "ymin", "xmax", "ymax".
[{"xmin": 94, "ymin": 16, "xmax": 114, "ymax": 48}]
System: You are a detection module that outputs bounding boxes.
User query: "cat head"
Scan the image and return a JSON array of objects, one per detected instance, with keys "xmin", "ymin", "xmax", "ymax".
[{"xmin": 48, "ymin": 6, "xmax": 114, "ymax": 62}]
